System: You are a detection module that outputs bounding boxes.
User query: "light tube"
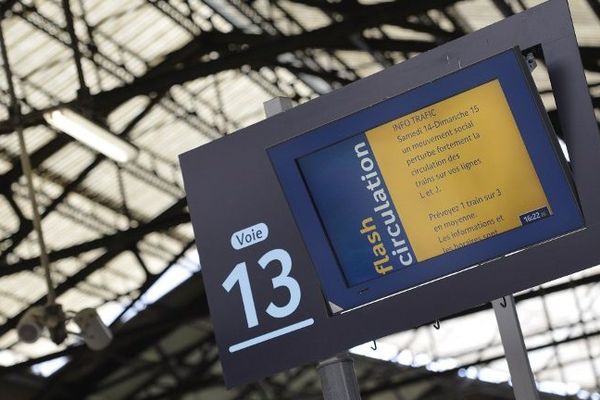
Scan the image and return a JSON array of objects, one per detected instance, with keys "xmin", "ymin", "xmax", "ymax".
[{"xmin": 43, "ymin": 108, "xmax": 138, "ymax": 163}]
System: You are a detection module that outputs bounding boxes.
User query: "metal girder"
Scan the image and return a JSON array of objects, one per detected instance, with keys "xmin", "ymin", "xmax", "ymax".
[
  {"xmin": 318, "ymin": 38, "xmax": 438, "ymax": 53},
  {"xmin": 0, "ymin": 81, "xmax": 165, "ymax": 265},
  {"xmin": 579, "ymin": 46, "xmax": 600, "ymax": 72},
  {"xmin": 586, "ymin": 0, "xmax": 600, "ymax": 21},
  {"xmin": 0, "ymin": 56, "xmax": 180, "ymax": 271},
  {"xmin": 0, "ymin": 98, "xmax": 184, "ymax": 270},
  {"xmin": 142, "ymin": 33, "xmax": 439, "ymax": 86},
  {"xmin": 99, "ymin": 334, "xmax": 219, "ymax": 399},
  {"xmin": 440, "ymin": 268, "xmax": 600, "ymax": 323},
  {"xmin": 10, "ymin": 276, "xmax": 598, "ymax": 398},
  {"xmin": 93, "ymin": 0, "xmax": 460, "ymax": 107},
  {"xmin": 396, "ymin": 20, "xmax": 463, "ymax": 41},
  {"xmin": 0, "ymin": 0, "xmax": 18, "ymax": 19},
  {"xmin": 240, "ymin": 0, "xmax": 361, "ymax": 95},
  {"xmin": 4, "ymin": 0, "xmax": 596, "ymax": 136},
  {"xmin": 110, "ymin": 238, "xmax": 196, "ymax": 328},
  {"xmin": 142, "ymin": 29, "xmax": 264, "ymax": 79},
  {"xmin": 0, "ymin": 204, "xmax": 189, "ymax": 276},
  {"xmin": 0, "ymin": 135, "xmax": 70, "ymax": 196},
  {"xmin": 285, "ymin": 0, "xmax": 361, "ymax": 14},
  {"xmin": 0, "ymin": 156, "xmax": 103, "ymax": 263},
  {"xmin": 128, "ymin": 350, "xmax": 221, "ymax": 400},
  {"xmin": 29, "ymin": 274, "xmax": 209, "ymax": 400},
  {"xmin": 272, "ymin": 62, "xmax": 354, "ymax": 86},
  {"xmin": 415, "ymin": 378, "xmax": 565, "ymax": 400},
  {"xmin": 0, "ymin": 4, "xmax": 209, "ymax": 378},
  {"xmin": 152, "ymin": 0, "xmax": 325, "ymax": 108},
  {"xmin": 0, "ymin": 197, "xmax": 189, "ymax": 337},
  {"xmin": 492, "ymin": 0, "xmax": 517, "ymax": 17},
  {"xmin": 0, "ymin": 237, "xmax": 196, "ymax": 382},
  {"xmin": 359, "ymin": 320, "xmax": 600, "ymax": 397},
  {"xmin": 0, "ymin": 0, "xmax": 460, "ymax": 134},
  {"xmin": 0, "ymin": 0, "xmax": 228, "ymax": 140}
]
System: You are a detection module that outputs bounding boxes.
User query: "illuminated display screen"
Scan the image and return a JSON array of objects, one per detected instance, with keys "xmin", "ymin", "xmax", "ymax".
[
  {"xmin": 299, "ymin": 79, "xmax": 551, "ymax": 287},
  {"xmin": 269, "ymin": 48, "xmax": 583, "ymax": 311}
]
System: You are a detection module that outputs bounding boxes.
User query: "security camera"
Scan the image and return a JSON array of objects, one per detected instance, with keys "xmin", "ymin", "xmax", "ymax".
[
  {"xmin": 17, "ymin": 305, "xmax": 111, "ymax": 350},
  {"xmin": 74, "ymin": 308, "xmax": 113, "ymax": 351},
  {"xmin": 17, "ymin": 306, "xmax": 45, "ymax": 344}
]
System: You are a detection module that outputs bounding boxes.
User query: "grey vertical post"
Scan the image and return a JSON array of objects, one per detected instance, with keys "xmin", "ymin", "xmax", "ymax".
[
  {"xmin": 317, "ymin": 353, "xmax": 362, "ymax": 400},
  {"xmin": 263, "ymin": 96, "xmax": 362, "ymax": 400},
  {"xmin": 492, "ymin": 295, "xmax": 540, "ymax": 400},
  {"xmin": 264, "ymin": 96, "xmax": 294, "ymax": 118}
]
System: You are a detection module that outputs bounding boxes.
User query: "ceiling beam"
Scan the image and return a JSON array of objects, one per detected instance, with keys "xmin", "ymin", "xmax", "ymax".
[
  {"xmin": 33, "ymin": 273, "xmax": 209, "ymax": 400},
  {"xmin": 92, "ymin": 0, "xmax": 459, "ymax": 110},
  {"xmin": 0, "ymin": 0, "xmax": 460, "ymax": 134},
  {"xmin": 0, "ymin": 197, "xmax": 188, "ymax": 337},
  {"xmin": 318, "ymin": 38, "xmax": 438, "ymax": 53},
  {"xmin": 579, "ymin": 46, "xmax": 600, "ymax": 72},
  {"xmin": 0, "ymin": 201, "xmax": 189, "ymax": 276},
  {"xmin": 0, "ymin": 0, "xmax": 19, "ymax": 19},
  {"xmin": 586, "ymin": 0, "xmax": 600, "ymax": 22}
]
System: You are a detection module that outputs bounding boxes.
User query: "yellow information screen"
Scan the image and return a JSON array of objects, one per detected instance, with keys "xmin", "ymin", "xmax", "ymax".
[
  {"xmin": 366, "ymin": 80, "xmax": 550, "ymax": 261},
  {"xmin": 274, "ymin": 48, "xmax": 583, "ymax": 308}
]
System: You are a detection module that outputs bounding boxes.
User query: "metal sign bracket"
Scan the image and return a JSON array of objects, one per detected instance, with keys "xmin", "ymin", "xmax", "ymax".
[{"xmin": 493, "ymin": 295, "xmax": 541, "ymax": 400}]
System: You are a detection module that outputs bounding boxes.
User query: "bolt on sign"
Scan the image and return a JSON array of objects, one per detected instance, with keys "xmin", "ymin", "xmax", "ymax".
[{"xmin": 179, "ymin": 0, "xmax": 600, "ymax": 387}]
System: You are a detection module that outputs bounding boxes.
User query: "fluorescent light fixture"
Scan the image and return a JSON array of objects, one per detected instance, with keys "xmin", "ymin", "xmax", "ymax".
[
  {"xmin": 43, "ymin": 108, "xmax": 138, "ymax": 163},
  {"xmin": 31, "ymin": 356, "xmax": 70, "ymax": 377}
]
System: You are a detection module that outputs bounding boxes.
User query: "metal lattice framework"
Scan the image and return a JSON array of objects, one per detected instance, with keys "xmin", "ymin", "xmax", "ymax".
[{"xmin": 0, "ymin": 0, "xmax": 598, "ymax": 399}]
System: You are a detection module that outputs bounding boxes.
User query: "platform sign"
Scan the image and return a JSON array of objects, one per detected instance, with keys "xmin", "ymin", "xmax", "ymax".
[{"xmin": 179, "ymin": 0, "xmax": 600, "ymax": 388}]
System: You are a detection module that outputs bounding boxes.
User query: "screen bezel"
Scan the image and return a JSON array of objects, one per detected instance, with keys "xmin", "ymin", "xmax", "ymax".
[{"xmin": 268, "ymin": 48, "xmax": 584, "ymax": 312}]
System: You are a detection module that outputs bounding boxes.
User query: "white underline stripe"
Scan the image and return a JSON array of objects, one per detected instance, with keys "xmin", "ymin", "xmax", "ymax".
[{"xmin": 229, "ymin": 318, "xmax": 315, "ymax": 353}]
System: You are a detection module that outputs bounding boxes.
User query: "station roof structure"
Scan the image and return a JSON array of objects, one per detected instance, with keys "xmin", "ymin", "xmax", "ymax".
[{"xmin": 0, "ymin": 0, "xmax": 598, "ymax": 398}]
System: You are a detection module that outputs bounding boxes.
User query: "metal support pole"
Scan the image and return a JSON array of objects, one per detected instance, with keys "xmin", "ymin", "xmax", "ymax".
[
  {"xmin": 492, "ymin": 295, "xmax": 540, "ymax": 400},
  {"xmin": 263, "ymin": 96, "xmax": 293, "ymax": 118},
  {"xmin": 0, "ymin": 22, "xmax": 56, "ymax": 306},
  {"xmin": 263, "ymin": 96, "xmax": 362, "ymax": 400},
  {"xmin": 317, "ymin": 353, "xmax": 362, "ymax": 400},
  {"xmin": 62, "ymin": 0, "xmax": 89, "ymax": 97}
]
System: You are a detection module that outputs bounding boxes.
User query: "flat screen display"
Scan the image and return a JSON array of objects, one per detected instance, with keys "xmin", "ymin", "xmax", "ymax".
[
  {"xmin": 298, "ymin": 79, "xmax": 551, "ymax": 287},
  {"xmin": 269, "ymin": 48, "xmax": 583, "ymax": 311}
]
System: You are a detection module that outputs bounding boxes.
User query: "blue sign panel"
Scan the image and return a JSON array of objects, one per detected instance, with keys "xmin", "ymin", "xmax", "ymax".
[{"xmin": 298, "ymin": 134, "xmax": 416, "ymax": 287}]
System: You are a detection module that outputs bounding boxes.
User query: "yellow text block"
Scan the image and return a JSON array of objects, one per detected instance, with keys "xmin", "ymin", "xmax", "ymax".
[{"xmin": 366, "ymin": 80, "xmax": 550, "ymax": 261}]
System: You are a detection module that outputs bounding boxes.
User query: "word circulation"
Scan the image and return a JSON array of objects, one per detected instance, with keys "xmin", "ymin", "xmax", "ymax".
[
  {"xmin": 298, "ymin": 132, "xmax": 419, "ymax": 287},
  {"xmin": 355, "ymin": 141, "xmax": 414, "ymax": 277}
]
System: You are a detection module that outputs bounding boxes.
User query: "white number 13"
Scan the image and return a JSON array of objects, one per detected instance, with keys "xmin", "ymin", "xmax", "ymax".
[{"xmin": 222, "ymin": 249, "xmax": 301, "ymax": 328}]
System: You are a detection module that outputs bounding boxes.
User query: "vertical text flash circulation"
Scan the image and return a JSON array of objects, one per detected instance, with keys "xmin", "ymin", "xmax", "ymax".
[{"xmin": 355, "ymin": 141, "xmax": 415, "ymax": 276}]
